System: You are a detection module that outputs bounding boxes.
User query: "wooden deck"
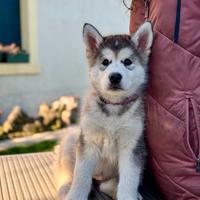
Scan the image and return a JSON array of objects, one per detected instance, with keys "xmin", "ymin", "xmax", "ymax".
[{"xmin": 0, "ymin": 152, "xmax": 112, "ymax": 200}]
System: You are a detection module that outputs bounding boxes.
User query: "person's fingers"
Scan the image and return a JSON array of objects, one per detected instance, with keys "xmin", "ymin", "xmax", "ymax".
[
  {"xmin": 6, "ymin": 43, "xmax": 17, "ymax": 53},
  {"xmin": 10, "ymin": 43, "xmax": 16, "ymax": 48},
  {"xmin": 1, "ymin": 44, "xmax": 14, "ymax": 53},
  {"xmin": 0, "ymin": 46, "xmax": 3, "ymax": 52},
  {"xmin": 11, "ymin": 47, "xmax": 20, "ymax": 55},
  {"xmin": 0, "ymin": 43, "xmax": 20, "ymax": 54}
]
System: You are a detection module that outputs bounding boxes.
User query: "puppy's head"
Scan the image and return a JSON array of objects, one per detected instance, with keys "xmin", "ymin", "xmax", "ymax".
[{"xmin": 83, "ymin": 22, "xmax": 153, "ymax": 100}]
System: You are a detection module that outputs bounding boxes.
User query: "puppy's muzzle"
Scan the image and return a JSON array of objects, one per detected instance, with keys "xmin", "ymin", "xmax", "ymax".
[
  {"xmin": 109, "ymin": 72, "xmax": 122, "ymax": 84},
  {"xmin": 108, "ymin": 73, "xmax": 122, "ymax": 90}
]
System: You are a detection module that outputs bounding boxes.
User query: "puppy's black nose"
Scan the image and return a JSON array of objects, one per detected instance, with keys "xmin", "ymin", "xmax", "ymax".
[{"xmin": 109, "ymin": 73, "xmax": 122, "ymax": 84}]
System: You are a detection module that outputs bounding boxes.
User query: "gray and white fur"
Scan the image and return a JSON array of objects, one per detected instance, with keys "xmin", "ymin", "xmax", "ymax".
[{"xmin": 57, "ymin": 22, "xmax": 153, "ymax": 200}]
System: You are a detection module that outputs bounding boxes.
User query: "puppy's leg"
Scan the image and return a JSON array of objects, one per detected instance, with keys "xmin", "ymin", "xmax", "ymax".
[
  {"xmin": 99, "ymin": 178, "xmax": 118, "ymax": 199},
  {"xmin": 58, "ymin": 183, "xmax": 71, "ymax": 200},
  {"xmin": 65, "ymin": 134, "xmax": 100, "ymax": 200},
  {"xmin": 57, "ymin": 160, "xmax": 73, "ymax": 200},
  {"xmin": 57, "ymin": 128, "xmax": 80, "ymax": 199},
  {"xmin": 117, "ymin": 146, "xmax": 141, "ymax": 200}
]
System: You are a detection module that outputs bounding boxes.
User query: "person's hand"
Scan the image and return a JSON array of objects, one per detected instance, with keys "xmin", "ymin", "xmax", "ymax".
[{"xmin": 0, "ymin": 43, "xmax": 20, "ymax": 55}]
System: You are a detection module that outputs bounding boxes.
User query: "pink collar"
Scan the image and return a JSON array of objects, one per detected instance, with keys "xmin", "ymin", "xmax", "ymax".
[{"xmin": 99, "ymin": 94, "xmax": 139, "ymax": 106}]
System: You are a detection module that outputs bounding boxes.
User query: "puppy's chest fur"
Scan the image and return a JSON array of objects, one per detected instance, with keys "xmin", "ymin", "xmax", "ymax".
[
  {"xmin": 94, "ymin": 134, "xmax": 119, "ymax": 179},
  {"xmin": 81, "ymin": 96, "xmax": 144, "ymax": 178}
]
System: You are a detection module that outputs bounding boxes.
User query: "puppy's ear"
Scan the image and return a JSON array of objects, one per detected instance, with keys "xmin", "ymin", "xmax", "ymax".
[
  {"xmin": 131, "ymin": 22, "xmax": 153, "ymax": 57},
  {"xmin": 83, "ymin": 23, "xmax": 103, "ymax": 52}
]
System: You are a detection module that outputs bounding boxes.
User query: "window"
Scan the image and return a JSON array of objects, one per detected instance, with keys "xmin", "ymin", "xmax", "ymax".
[
  {"xmin": 0, "ymin": 0, "xmax": 39, "ymax": 75},
  {"xmin": 0, "ymin": 0, "xmax": 21, "ymax": 46}
]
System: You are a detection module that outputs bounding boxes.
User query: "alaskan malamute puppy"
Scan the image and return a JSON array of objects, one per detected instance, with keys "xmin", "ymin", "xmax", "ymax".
[{"xmin": 57, "ymin": 22, "xmax": 153, "ymax": 200}]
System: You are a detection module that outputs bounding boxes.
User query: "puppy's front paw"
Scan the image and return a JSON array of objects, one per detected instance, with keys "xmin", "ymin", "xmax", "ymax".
[
  {"xmin": 57, "ymin": 183, "xmax": 71, "ymax": 200},
  {"xmin": 117, "ymin": 192, "xmax": 138, "ymax": 200},
  {"xmin": 64, "ymin": 192, "xmax": 87, "ymax": 200},
  {"xmin": 65, "ymin": 197, "xmax": 87, "ymax": 200},
  {"xmin": 138, "ymin": 193, "xmax": 143, "ymax": 200}
]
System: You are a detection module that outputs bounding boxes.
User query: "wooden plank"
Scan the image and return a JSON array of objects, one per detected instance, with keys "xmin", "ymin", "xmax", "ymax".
[
  {"xmin": 0, "ymin": 177, "xmax": 3, "ymax": 200},
  {"xmin": 32, "ymin": 153, "xmax": 56, "ymax": 199},
  {"xmin": 36, "ymin": 153, "xmax": 57, "ymax": 192},
  {"xmin": 2, "ymin": 157, "xmax": 17, "ymax": 200},
  {"xmin": 6, "ymin": 156, "xmax": 24, "ymax": 200},
  {"xmin": 19, "ymin": 154, "xmax": 41, "ymax": 199},
  {"xmin": 15, "ymin": 154, "xmax": 37, "ymax": 200},
  {"xmin": 0, "ymin": 157, "xmax": 11, "ymax": 200},
  {"xmin": 24, "ymin": 154, "xmax": 53, "ymax": 200},
  {"xmin": 12, "ymin": 155, "xmax": 32, "ymax": 200}
]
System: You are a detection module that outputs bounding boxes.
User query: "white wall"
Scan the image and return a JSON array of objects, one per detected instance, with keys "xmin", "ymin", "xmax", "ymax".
[{"xmin": 0, "ymin": 0, "xmax": 130, "ymax": 121}]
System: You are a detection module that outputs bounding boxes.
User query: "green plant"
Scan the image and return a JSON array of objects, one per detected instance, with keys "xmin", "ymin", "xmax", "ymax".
[{"xmin": 0, "ymin": 140, "xmax": 58, "ymax": 155}]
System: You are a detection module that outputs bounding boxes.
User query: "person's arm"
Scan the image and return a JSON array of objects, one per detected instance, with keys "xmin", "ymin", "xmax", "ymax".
[{"xmin": 130, "ymin": 0, "xmax": 145, "ymax": 34}]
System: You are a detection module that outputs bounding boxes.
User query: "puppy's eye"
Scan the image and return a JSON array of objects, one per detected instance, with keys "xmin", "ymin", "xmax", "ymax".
[
  {"xmin": 102, "ymin": 59, "xmax": 110, "ymax": 66},
  {"xmin": 123, "ymin": 58, "xmax": 132, "ymax": 66}
]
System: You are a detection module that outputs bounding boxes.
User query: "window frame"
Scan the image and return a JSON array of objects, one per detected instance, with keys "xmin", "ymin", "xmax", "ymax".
[{"xmin": 0, "ymin": 0, "xmax": 40, "ymax": 75}]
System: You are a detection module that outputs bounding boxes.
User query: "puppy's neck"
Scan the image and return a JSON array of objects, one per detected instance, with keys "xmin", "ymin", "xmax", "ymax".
[
  {"xmin": 85, "ymin": 88, "xmax": 141, "ymax": 117},
  {"xmin": 90, "ymin": 87, "xmax": 139, "ymax": 106},
  {"xmin": 98, "ymin": 94, "xmax": 139, "ymax": 106}
]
